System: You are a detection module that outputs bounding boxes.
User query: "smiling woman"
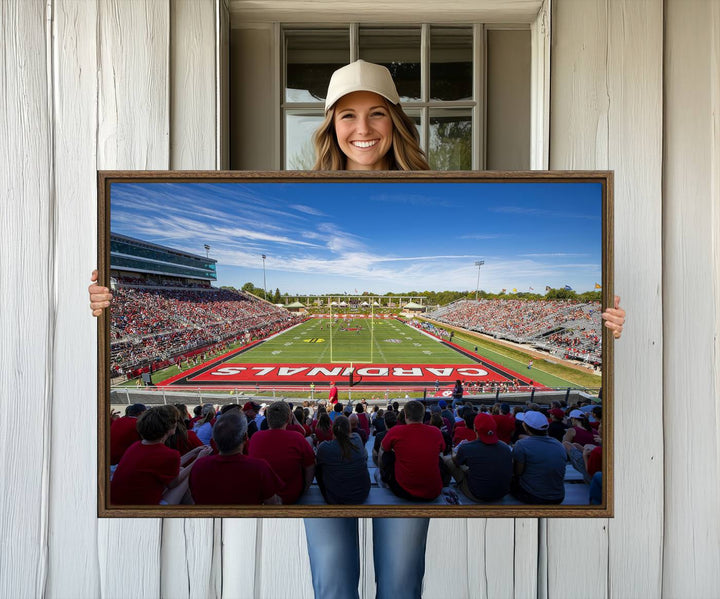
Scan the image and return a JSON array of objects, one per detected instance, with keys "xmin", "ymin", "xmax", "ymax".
[
  {"xmin": 311, "ymin": 60, "xmax": 430, "ymax": 171},
  {"xmin": 333, "ymin": 91, "xmax": 394, "ymax": 170}
]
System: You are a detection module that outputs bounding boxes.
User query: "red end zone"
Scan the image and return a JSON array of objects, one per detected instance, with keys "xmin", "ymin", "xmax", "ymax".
[{"xmin": 161, "ymin": 362, "xmax": 543, "ymax": 388}]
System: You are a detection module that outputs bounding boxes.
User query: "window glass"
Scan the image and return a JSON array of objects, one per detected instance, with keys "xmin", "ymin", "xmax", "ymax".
[
  {"xmin": 285, "ymin": 112, "xmax": 324, "ymax": 170},
  {"xmin": 429, "ymin": 109, "xmax": 472, "ymax": 170},
  {"xmin": 359, "ymin": 27, "xmax": 421, "ymax": 102},
  {"xmin": 430, "ymin": 27, "xmax": 473, "ymax": 101},
  {"xmin": 286, "ymin": 30, "xmax": 349, "ymax": 103}
]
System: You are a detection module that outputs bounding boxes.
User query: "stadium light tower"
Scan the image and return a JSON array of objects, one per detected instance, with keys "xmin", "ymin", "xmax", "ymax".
[
  {"xmin": 261, "ymin": 254, "xmax": 267, "ymax": 300},
  {"xmin": 474, "ymin": 260, "xmax": 485, "ymax": 300},
  {"xmin": 204, "ymin": 244, "xmax": 210, "ymax": 258}
]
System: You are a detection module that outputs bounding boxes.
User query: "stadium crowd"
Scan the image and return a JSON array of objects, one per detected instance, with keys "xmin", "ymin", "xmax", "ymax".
[
  {"xmin": 425, "ymin": 299, "xmax": 602, "ymax": 365},
  {"xmin": 109, "ymin": 396, "xmax": 603, "ymax": 507},
  {"xmin": 109, "ymin": 285, "xmax": 303, "ymax": 377}
]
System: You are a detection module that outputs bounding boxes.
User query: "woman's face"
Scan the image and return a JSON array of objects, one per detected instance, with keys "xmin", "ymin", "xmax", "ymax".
[{"xmin": 333, "ymin": 91, "xmax": 393, "ymax": 170}]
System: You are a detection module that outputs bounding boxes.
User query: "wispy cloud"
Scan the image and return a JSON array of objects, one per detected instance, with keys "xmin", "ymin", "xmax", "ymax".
[{"xmin": 491, "ymin": 206, "xmax": 598, "ymax": 220}]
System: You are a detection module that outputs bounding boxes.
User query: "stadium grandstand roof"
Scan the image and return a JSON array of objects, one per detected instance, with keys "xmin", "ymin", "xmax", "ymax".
[{"xmin": 110, "ymin": 232, "xmax": 217, "ymax": 282}]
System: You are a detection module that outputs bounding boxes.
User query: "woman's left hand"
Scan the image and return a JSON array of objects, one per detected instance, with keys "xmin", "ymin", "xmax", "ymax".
[{"xmin": 602, "ymin": 295, "xmax": 626, "ymax": 339}]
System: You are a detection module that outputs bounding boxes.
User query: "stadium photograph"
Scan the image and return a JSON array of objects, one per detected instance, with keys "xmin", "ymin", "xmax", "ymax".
[{"xmin": 103, "ymin": 173, "xmax": 610, "ymax": 513}]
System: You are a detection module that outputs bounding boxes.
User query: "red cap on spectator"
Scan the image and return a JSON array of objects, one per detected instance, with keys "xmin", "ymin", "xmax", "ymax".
[
  {"xmin": 473, "ymin": 413, "xmax": 499, "ymax": 444},
  {"xmin": 243, "ymin": 401, "xmax": 261, "ymax": 412},
  {"xmin": 549, "ymin": 408, "xmax": 565, "ymax": 420}
]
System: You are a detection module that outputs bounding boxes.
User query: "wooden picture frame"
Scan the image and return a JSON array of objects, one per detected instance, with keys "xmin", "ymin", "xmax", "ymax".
[{"xmin": 98, "ymin": 170, "xmax": 613, "ymax": 518}]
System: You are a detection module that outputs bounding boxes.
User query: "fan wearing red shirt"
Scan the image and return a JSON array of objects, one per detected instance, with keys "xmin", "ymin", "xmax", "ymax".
[
  {"xmin": 379, "ymin": 400, "xmax": 446, "ymax": 501},
  {"xmin": 110, "ymin": 403, "xmax": 146, "ymax": 465},
  {"xmin": 452, "ymin": 409, "xmax": 477, "ymax": 447},
  {"xmin": 111, "ymin": 406, "xmax": 211, "ymax": 505},
  {"xmin": 248, "ymin": 401, "xmax": 315, "ymax": 504},
  {"xmin": 491, "ymin": 403, "xmax": 516, "ymax": 445},
  {"xmin": 190, "ymin": 410, "xmax": 283, "ymax": 505}
]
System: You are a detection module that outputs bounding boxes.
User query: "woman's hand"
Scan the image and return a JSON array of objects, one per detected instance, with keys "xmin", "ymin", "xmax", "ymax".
[
  {"xmin": 89, "ymin": 269, "xmax": 112, "ymax": 316},
  {"xmin": 601, "ymin": 295, "xmax": 625, "ymax": 339}
]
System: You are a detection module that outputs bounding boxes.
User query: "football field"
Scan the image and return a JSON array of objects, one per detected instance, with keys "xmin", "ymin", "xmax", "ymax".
[{"xmin": 159, "ymin": 317, "xmax": 535, "ymax": 389}]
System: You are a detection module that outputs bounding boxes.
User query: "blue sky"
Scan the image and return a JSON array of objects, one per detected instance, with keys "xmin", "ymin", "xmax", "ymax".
[{"xmin": 110, "ymin": 180, "xmax": 603, "ymax": 294}]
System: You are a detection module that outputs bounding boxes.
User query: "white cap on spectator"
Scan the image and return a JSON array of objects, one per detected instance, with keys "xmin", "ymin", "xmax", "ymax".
[
  {"xmin": 569, "ymin": 409, "xmax": 585, "ymax": 419},
  {"xmin": 523, "ymin": 410, "xmax": 549, "ymax": 430}
]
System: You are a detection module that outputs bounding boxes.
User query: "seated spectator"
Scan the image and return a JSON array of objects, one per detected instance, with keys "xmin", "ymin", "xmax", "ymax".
[
  {"xmin": 348, "ymin": 413, "xmax": 368, "ymax": 444},
  {"xmin": 316, "ymin": 415, "xmax": 370, "ymax": 504},
  {"xmin": 354, "ymin": 403, "xmax": 371, "ymax": 439},
  {"xmin": 165, "ymin": 405, "xmax": 204, "ymax": 457},
  {"xmin": 547, "ymin": 408, "xmax": 568, "ymax": 442},
  {"xmin": 379, "ymin": 400, "xmax": 446, "ymax": 501},
  {"xmin": 453, "ymin": 409, "xmax": 477, "ymax": 447},
  {"xmin": 372, "ymin": 409, "xmax": 387, "ymax": 435},
  {"xmin": 312, "ymin": 412, "xmax": 334, "ymax": 446},
  {"xmin": 492, "ymin": 403, "xmax": 515, "ymax": 445},
  {"xmin": 287, "ymin": 407, "xmax": 308, "ymax": 437},
  {"xmin": 242, "ymin": 401, "xmax": 262, "ymax": 438},
  {"xmin": 248, "ymin": 401, "xmax": 316, "ymax": 504},
  {"xmin": 110, "ymin": 403, "xmax": 146, "ymax": 466},
  {"xmin": 111, "ymin": 406, "xmax": 211, "ymax": 505},
  {"xmin": 189, "ymin": 411, "xmax": 283, "ymax": 505},
  {"xmin": 511, "ymin": 409, "xmax": 526, "ymax": 444},
  {"xmin": 438, "ymin": 400, "xmax": 455, "ymax": 434},
  {"xmin": 372, "ymin": 410, "xmax": 397, "ymax": 465},
  {"xmin": 329, "ymin": 402, "xmax": 343, "ymax": 422},
  {"xmin": 193, "ymin": 404, "xmax": 216, "ymax": 445},
  {"xmin": 429, "ymin": 413, "xmax": 452, "ymax": 456},
  {"xmin": 511, "ymin": 411, "xmax": 567, "ymax": 504},
  {"xmin": 442, "ymin": 413, "xmax": 512, "ymax": 502},
  {"xmin": 174, "ymin": 403, "xmax": 192, "ymax": 428},
  {"xmin": 190, "ymin": 405, "xmax": 202, "ymax": 428},
  {"xmin": 294, "ymin": 406, "xmax": 312, "ymax": 437},
  {"xmin": 563, "ymin": 410, "xmax": 597, "ymax": 446}
]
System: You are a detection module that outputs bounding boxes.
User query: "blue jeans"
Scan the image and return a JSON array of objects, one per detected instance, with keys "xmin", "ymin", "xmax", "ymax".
[{"xmin": 304, "ymin": 517, "xmax": 430, "ymax": 599}]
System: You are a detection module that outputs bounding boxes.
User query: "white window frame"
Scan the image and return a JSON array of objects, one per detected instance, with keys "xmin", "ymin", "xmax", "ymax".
[
  {"xmin": 233, "ymin": 1, "xmax": 551, "ymax": 170},
  {"xmin": 281, "ymin": 23, "xmax": 489, "ymax": 170}
]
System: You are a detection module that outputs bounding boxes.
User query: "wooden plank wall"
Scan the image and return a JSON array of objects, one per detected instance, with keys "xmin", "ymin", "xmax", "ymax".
[
  {"xmin": 2, "ymin": 0, "xmax": 719, "ymax": 597},
  {"xmin": 663, "ymin": 1, "xmax": 720, "ymax": 597},
  {"xmin": 550, "ymin": 2, "xmax": 665, "ymax": 598}
]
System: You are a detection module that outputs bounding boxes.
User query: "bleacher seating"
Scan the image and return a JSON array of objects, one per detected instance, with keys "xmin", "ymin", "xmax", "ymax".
[
  {"xmin": 296, "ymin": 429, "xmax": 592, "ymax": 506},
  {"xmin": 425, "ymin": 299, "xmax": 602, "ymax": 365},
  {"xmin": 110, "ymin": 285, "xmax": 303, "ymax": 376}
]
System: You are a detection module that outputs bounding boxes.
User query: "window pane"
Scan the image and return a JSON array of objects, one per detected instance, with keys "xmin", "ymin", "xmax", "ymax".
[
  {"xmin": 359, "ymin": 28, "xmax": 421, "ymax": 102},
  {"xmin": 430, "ymin": 27, "xmax": 473, "ymax": 101},
  {"xmin": 286, "ymin": 30, "xmax": 349, "ymax": 103},
  {"xmin": 402, "ymin": 109, "xmax": 423, "ymax": 149},
  {"xmin": 429, "ymin": 109, "xmax": 472, "ymax": 170},
  {"xmin": 285, "ymin": 112, "xmax": 324, "ymax": 169}
]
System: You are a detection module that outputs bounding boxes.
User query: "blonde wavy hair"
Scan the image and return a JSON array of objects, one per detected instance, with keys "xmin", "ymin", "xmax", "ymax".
[{"xmin": 312, "ymin": 100, "xmax": 430, "ymax": 171}]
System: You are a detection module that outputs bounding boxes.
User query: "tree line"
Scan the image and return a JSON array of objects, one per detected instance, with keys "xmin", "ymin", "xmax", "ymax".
[{"xmin": 222, "ymin": 283, "xmax": 602, "ymax": 306}]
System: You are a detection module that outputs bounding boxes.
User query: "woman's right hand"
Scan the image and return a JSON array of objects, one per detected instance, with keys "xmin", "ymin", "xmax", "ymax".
[{"xmin": 89, "ymin": 269, "xmax": 112, "ymax": 316}]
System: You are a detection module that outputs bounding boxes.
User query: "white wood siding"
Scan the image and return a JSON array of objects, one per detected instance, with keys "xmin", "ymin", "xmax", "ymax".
[
  {"xmin": 663, "ymin": 1, "xmax": 720, "ymax": 597},
  {"xmin": 2, "ymin": 1, "xmax": 719, "ymax": 597},
  {"xmin": 550, "ymin": 2, "xmax": 665, "ymax": 598}
]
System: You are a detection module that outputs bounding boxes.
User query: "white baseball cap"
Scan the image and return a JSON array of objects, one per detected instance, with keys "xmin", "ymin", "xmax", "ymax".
[
  {"xmin": 324, "ymin": 60, "xmax": 400, "ymax": 112},
  {"xmin": 523, "ymin": 410, "xmax": 549, "ymax": 431}
]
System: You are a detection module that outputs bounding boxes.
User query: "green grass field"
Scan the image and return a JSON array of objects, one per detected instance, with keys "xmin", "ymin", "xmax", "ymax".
[
  {"xmin": 120, "ymin": 316, "xmax": 601, "ymax": 392},
  {"xmin": 227, "ymin": 318, "xmax": 476, "ymax": 365}
]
